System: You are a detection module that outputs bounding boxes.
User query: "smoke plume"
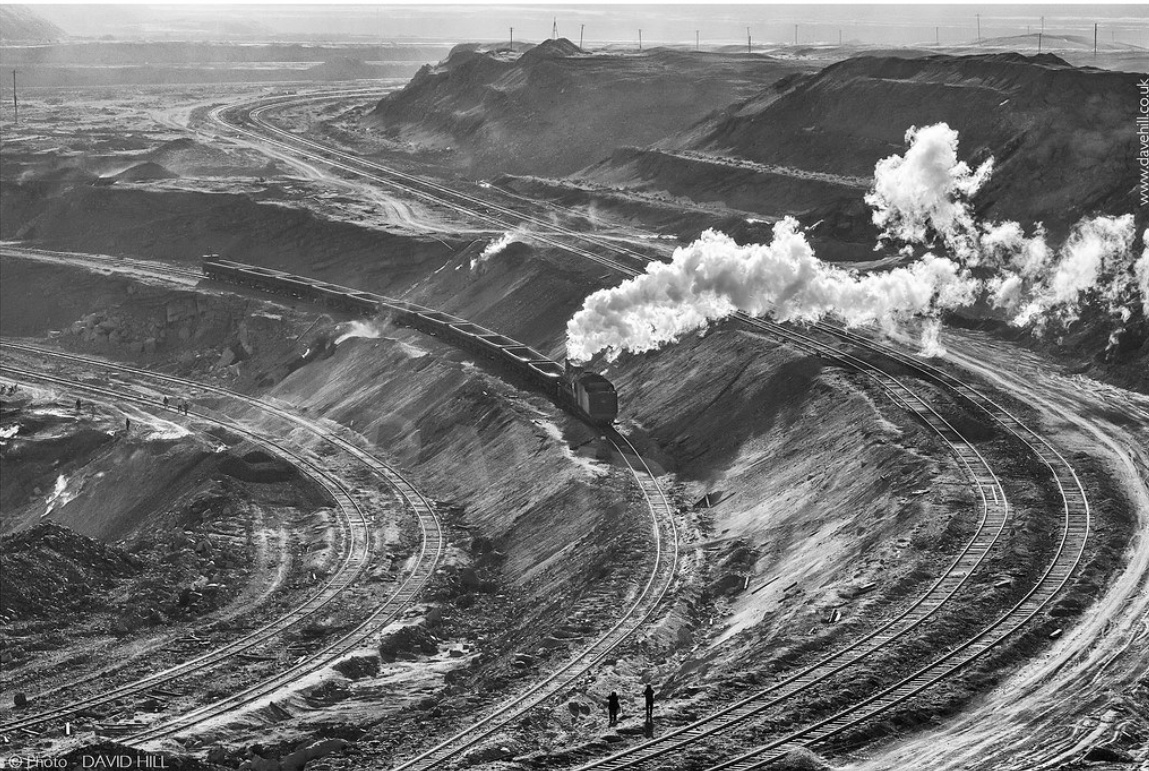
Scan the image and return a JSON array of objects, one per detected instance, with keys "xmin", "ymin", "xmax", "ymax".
[
  {"xmin": 1010, "ymin": 215, "xmax": 1138, "ymax": 329},
  {"xmin": 471, "ymin": 230, "xmax": 523, "ymax": 269},
  {"xmin": 565, "ymin": 221, "xmax": 975, "ymax": 362},
  {"xmin": 866, "ymin": 123, "xmax": 993, "ymax": 263},
  {"xmin": 1137, "ymin": 230, "xmax": 1149, "ymax": 318},
  {"xmin": 566, "ymin": 122, "xmax": 1147, "ymax": 363},
  {"xmin": 334, "ymin": 320, "xmax": 386, "ymax": 345}
]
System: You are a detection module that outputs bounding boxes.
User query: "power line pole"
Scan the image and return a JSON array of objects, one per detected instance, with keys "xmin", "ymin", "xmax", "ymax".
[
  {"xmin": 696, "ymin": 30, "xmax": 700, "ymax": 51},
  {"xmin": 936, "ymin": 26, "xmax": 939, "ymax": 46},
  {"xmin": 794, "ymin": 24, "xmax": 798, "ymax": 46},
  {"xmin": 747, "ymin": 26, "xmax": 751, "ymax": 53},
  {"xmin": 839, "ymin": 29, "xmax": 842, "ymax": 46},
  {"xmin": 1094, "ymin": 22, "xmax": 1098, "ymax": 56},
  {"xmin": 1038, "ymin": 32, "xmax": 1042, "ymax": 52},
  {"xmin": 976, "ymin": 13, "xmax": 981, "ymax": 42},
  {"xmin": 580, "ymin": 24, "xmax": 584, "ymax": 50},
  {"xmin": 509, "ymin": 27, "xmax": 513, "ymax": 51},
  {"xmin": 638, "ymin": 29, "xmax": 642, "ymax": 51},
  {"xmin": 552, "ymin": 17, "xmax": 557, "ymax": 40},
  {"xmin": 11, "ymin": 70, "xmax": 16, "ymax": 124}
]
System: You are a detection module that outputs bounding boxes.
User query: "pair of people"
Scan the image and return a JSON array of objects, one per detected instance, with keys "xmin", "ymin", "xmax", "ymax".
[{"xmin": 607, "ymin": 684, "xmax": 655, "ymax": 726}]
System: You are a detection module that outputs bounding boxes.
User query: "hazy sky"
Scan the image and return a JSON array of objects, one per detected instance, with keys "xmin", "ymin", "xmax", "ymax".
[{"xmin": 23, "ymin": 3, "xmax": 1149, "ymax": 47}]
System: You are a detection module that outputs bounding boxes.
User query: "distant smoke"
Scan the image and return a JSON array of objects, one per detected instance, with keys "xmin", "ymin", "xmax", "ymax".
[
  {"xmin": 471, "ymin": 230, "xmax": 522, "ymax": 269},
  {"xmin": 1137, "ymin": 230, "xmax": 1149, "ymax": 317},
  {"xmin": 1010, "ymin": 215, "xmax": 1137, "ymax": 330},
  {"xmin": 334, "ymin": 320, "xmax": 386, "ymax": 345},
  {"xmin": 866, "ymin": 123, "xmax": 993, "ymax": 263},
  {"xmin": 565, "ymin": 221, "xmax": 975, "ymax": 362},
  {"xmin": 566, "ymin": 122, "xmax": 1147, "ymax": 363}
]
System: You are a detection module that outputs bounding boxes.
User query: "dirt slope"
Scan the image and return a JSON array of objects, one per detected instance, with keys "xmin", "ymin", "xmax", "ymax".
[
  {"xmin": 0, "ymin": 5, "xmax": 64, "ymax": 43},
  {"xmin": 366, "ymin": 39, "xmax": 816, "ymax": 178},
  {"xmin": 581, "ymin": 53, "xmax": 1145, "ymax": 241}
]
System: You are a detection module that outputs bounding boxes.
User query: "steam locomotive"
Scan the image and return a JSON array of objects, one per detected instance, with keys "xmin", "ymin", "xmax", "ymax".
[{"xmin": 202, "ymin": 258, "xmax": 618, "ymax": 426}]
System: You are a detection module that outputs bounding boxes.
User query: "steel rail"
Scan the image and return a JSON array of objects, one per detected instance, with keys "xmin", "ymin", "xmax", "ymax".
[
  {"xmin": 192, "ymin": 91, "xmax": 1089, "ymax": 767},
  {"xmin": 0, "ymin": 365, "xmax": 371, "ymax": 734},
  {"xmin": 389, "ymin": 430, "xmax": 678, "ymax": 771},
  {"xmin": 0, "ymin": 344, "xmax": 443, "ymax": 742}
]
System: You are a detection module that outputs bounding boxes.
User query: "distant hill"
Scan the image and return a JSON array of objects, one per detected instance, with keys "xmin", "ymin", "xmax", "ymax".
[
  {"xmin": 580, "ymin": 52, "xmax": 1146, "ymax": 242},
  {"xmin": 366, "ymin": 38, "xmax": 817, "ymax": 177},
  {"xmin": 0, "ymin": 5, "xmax": 65, "ymax": 43}
]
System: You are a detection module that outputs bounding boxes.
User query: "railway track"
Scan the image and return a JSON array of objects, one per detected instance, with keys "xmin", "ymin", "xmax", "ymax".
[
  {"xmin": 48, "ymin": 89, "xmax": 1091, "ymax": 766},
  {"xmin": 207, "ymin": 94, "xmax": 667, "ymax": 272},
  {"xmin": 0, "ymin": 342, "xmax": 443, "ymax": 744},
  {"xmin": 1, "ymin": 243, "xmax": 202, "ymax": 284},
  {"xmin": 390, "ymin": 431, "xmax": 678, "ymax": 771}
]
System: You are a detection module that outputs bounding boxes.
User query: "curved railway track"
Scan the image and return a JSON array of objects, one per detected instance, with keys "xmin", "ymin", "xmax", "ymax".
[
  {"xmin": 390, "ymin": 431, "xmax": 678, "ymax": 771},
  {"xmin": 566, "ymin": 316, "xmax": 1089, "ymax": 771},
  {"xmin": 0, "ymin": 342, "xmax": 443, "ymax": 744},
  {"xmin": 57, "ymin": 89, "xmax": 1092, "ymax": 766},
  {"xmin": 0, "ymin": 243, "xmax": 200, "ymax": 285}
]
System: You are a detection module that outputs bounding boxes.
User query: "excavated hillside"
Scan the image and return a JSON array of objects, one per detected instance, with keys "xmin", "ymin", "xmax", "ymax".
[
  {"xmin": 572, "ymin": 52, "xmax": 1149, "ymax": 393},
  {"xmin": 582, "ymin": 53, "xmax": 1145, "ymax": 243},
  {"xmin": 366, "ymin": 39, "xmax": 817, "ymax": 178}
]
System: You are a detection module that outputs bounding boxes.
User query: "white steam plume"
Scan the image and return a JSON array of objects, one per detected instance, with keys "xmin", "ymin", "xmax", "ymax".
[
  {"xmin": 471, "ymin": 230, "xmax": 522, "ymax": 269},
  {"xmin": 334, "ymin": 320, "xmax": 386, "ymax": 345},
  {"xmin": 566, "ymin": 221, "xmax": 976, "ymax": 362},
  {"xmin": 1011, "ymin": 215, "xmax": 1137, "ymax": 329},
  {"xmin": 1136, "ymin": 229, "xmax": 1149, "ymax": 318},
  {"xmin": 567, "ymin": 123, "xmax": 1147, "ymax": 364},
  {"xmin": 866, "ymin": 123, "xmax": 993, "ymax": 263}
]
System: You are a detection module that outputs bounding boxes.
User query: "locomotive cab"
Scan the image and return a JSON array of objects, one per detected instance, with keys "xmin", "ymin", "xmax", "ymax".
[{"xmin": 565, "ymin": 361, "xmax": 618, "ymax": 425}]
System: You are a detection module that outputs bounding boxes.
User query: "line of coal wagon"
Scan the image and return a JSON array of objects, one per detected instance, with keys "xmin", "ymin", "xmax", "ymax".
[{"xmin": 202, "ymin": 258, "xmax": 618, "ymax": 426}]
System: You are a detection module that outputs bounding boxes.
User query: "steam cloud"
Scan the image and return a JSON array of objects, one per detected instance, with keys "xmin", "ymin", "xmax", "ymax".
[
  {"xmin": 1137, "ymin": 230, "xmax": 1149, "ymax": 317},
  {"xmin": 334, "ymin": 320, "xmax": 386, "ymax": 345},
  {"xmin": 866, "ymin": 123, "xmax": 993, "ymax": 262},
  {"xmin": 471, "ymin": 230, "xmax": 523, "ymax": 269},
  {"xmin": 566, "ymin": 221, "xmax": 975, "ymax": 362},
  {"xmin": 566, "ymin": 122, "xmax": 1146, "ymax": 363}
]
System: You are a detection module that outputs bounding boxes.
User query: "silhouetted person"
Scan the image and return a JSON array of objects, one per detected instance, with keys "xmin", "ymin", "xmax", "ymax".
[
  {"xmin": 183, "ymin": 402, "xmax": 190, "ymax": 416},
  {"xmin": 163, "ymin": 396, "xmax": 170, "ymax": 409},
  {"xmin": 644, "ymin": 684, "xmax": 654, "ymax": 722},
  {"xmin": 125, "ymin": 417, "xmax": 131, "ymax": 433},
  {"xmin": 607, "ymin": 691, "xmax": 620, "ymax": 726},
  {"xmin": 75, "ymin": 399, "xmax": 82, "ymax": 412}
]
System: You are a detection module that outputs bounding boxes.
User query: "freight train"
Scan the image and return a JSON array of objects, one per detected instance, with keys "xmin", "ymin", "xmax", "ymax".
[{"xmin": 202, "ymin": 258, "xmax": 618, "ymax": 426}]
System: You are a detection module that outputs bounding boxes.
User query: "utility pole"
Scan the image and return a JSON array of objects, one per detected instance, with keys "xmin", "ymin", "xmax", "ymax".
[
  {"xmin": 839, "ymin": 29, "xmax": 842, "ymax": 46},
  {"xmin": 552, "ymin": 17, "xmax": 557, "ymax": 40},
  {"xmin": 1038, "ymin": 32, "xmax": 1042, "ymax": 52},
  {"xmin": 976, "ymin": 13, "xmax": 981, "ymax": 42},
  {"xmin": 794, "ymin": 24, "xmax": 798, "ymax": 46},
  {"xmin": 936, "ymin": 26, "xmax": 939, "ymax": 46},
  {"xmin": 11, "ymin": 70, "xmax": 16, "ymax": 124},
  {"xmin": 1094, "ymin": 23, "xmax": 1098, "ymax": 56},
  {"xmin": 580, "ymin": 24, "xmax": 584, "ymax": 50},
  {"xmin": 696, "ymin": 30, "xmax": 700, "ymax": 51},
  {"xmin": 638, "ymin": 29, "xmax": 642, "ymax": 51},
  {"xmin": 509, "ymin": 27, "xmax": 513, "ymax": 51},
  {"xmin": 1041, "ymin": 15, "xmax": 1044, "ymax": 33},
  {"xmin": 747, "ymin": 26, "xmax": 751, "ymax": 53}
]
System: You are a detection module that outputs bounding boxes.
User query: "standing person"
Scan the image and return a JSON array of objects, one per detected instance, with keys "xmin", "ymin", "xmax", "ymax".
[
  {"xmin": 163, "ymin": 396, "xmax": 170, "ymax": 410},
  {"xmin": 644, "ymin": 684, "xmax": 654, "ymax": 722},
  {"xmin": 75, "ymin": 399, "xmax": 82, "ymax": 412},
  {"xmin": 607, "ymin": 691, "xmax": 620, "ymax": 726},
  {"xmin": 125, "ymin": 416, "xmax": 131, "ymax": 433}
]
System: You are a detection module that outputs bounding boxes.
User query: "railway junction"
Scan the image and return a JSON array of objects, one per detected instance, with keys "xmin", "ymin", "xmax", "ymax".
[{"xmin": 1, "ymin": 26, "xmax": 1147, "ymax": 771}]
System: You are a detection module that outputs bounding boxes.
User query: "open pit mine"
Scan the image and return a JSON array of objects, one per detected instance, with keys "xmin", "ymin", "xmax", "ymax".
[{"xmin": 2, "ymin": 4, "xmax": 1148, "ymax": 771}]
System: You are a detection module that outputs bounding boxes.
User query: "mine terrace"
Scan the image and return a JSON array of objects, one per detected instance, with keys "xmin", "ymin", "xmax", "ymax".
[{"xmin": 1, "ymin": 4, "xmax": 1147, "ymax": 771}]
